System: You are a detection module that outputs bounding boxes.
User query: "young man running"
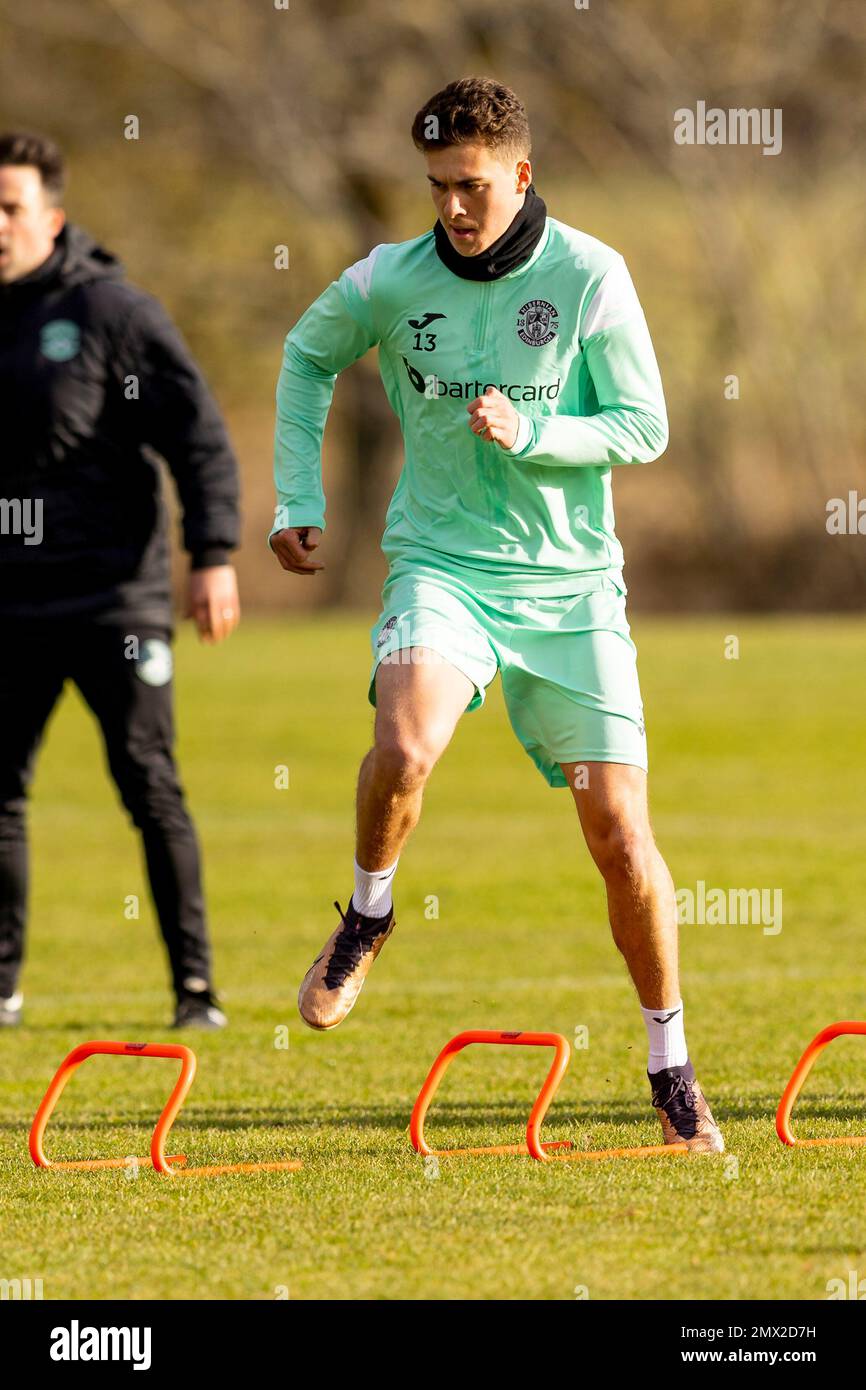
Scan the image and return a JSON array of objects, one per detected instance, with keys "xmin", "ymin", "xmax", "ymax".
[{"xmin": 270, "ymin": 78, "xmax": 723, "ymax": 1152}]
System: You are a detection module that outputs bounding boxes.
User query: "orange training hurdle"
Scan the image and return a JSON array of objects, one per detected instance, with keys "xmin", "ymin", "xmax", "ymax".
[
  {"xmin": 776, "ymin": 1021, "xmax": 866, "ymax": 1148},
  {"xmin": 410, "ymin": 1029, "xmax": 689, "ymax": 1162},
  {"xmin": 410, "ymin": 1029, "xmax": 573, "ymax": 1159},
  {"xmin": 30, "ymin": 1040, "xmax": 301, "ymax": 1176}
]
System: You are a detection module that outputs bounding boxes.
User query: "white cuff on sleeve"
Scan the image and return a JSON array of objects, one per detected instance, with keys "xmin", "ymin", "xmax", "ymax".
[{"xmin": 501, "ymin": 412, "xmax": 533, "ymax": 456}]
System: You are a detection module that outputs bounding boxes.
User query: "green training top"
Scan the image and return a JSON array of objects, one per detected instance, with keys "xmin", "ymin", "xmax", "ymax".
[{"xmin": 272, "ymin": 216, "xmax": 668, "ymax": 596}]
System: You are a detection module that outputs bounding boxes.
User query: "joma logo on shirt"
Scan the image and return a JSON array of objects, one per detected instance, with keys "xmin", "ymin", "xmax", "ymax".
[
  {"xmin": 401, "ymin": 356, "xmax": 560, "ymax": 402},
  {"xmin": 407, "ymin": 311, "xmax": 446, "ymax": 330},
  {"xmin": 408, "ymin": 311, "xmax": 446, "ymax": 352}
]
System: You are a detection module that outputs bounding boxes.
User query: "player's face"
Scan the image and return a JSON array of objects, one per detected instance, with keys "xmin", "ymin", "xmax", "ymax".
[
  {"xmin": 425, "ymin": 142, "xmax": 532, "ymax": 256},
  {"xmin": 0, "ymin": 165, "xmax": 64, "ymax": 285}
]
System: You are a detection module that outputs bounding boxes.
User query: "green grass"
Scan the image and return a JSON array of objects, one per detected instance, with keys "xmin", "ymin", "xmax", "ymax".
[{"xmin": 2, "ymin": 614, "xmax": 866, "ymax": 1301}]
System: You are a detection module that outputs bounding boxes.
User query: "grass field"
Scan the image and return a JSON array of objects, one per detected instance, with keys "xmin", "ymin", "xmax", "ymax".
[{"xmin": 1, "ymin": 613, "xmax": 865, "ymax": 1302}]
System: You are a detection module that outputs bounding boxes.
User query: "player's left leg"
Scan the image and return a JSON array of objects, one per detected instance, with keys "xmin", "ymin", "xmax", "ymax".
[
  {"xmin": 562, "ymin": 762, "xmax": 677, "ymax": 1005},
  {"xmin": 496, "ymin": 578, "xmax": 723, "ymax": 1152},
  {"xmin": 562, "ymin": 759, "xmax": 723, "ymax": 1153}
]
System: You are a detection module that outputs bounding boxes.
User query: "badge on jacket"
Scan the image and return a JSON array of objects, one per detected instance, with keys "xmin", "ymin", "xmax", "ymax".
[
  {"xmin": 135, "ymin": 639, "xmax": 173, "ymax": 687},
  {"xmin": 39, "ymin": 319, "xmax": 81, "ymax": 362}
]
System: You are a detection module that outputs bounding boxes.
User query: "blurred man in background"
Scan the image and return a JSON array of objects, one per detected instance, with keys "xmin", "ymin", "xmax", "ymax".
[{"xmin": 0, "ymin": 130, "xmax": 241, "ymax": 1029}]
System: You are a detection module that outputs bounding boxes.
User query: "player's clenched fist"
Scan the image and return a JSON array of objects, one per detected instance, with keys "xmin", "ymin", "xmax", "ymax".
[
  {"xmin": 270, "ymin": 526, "xmax": 325, "ymax": 575},
  {"xmin": 466, "ymin": 387, "xmax": 519, "ymax": 450}
]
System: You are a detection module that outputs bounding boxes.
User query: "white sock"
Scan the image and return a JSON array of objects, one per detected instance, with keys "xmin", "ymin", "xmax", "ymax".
[
  {"xmin": 641, "ymin": 1000, "xmax": 688, "ymax": 1072},
  {"xmin": 352, "ymin": 857, "xmax": 399, "ymax": 917}
]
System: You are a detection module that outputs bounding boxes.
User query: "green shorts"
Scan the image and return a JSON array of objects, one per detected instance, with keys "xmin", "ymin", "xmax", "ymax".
[{"xmin": 367, "ymin": 561, "xmax": 647, "ymax": 788}]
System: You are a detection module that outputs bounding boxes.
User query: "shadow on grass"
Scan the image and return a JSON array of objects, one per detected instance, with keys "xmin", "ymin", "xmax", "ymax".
[
  {"xmin": 10, "ymin": 1093, "xmax": 859, "ymax": 1142},
  {"xmin": 7, "ymin": 1021, "xmax": 181, "ymax": 1035},
  {"xmin": 1, "ymin": 1096, "xmax": 767, "ymax": 1133},
  {"xmin": 716, "ymin": 1096, "xmax": 866, "ymax": 1124},
  {"xmin": 4, "ymin": 1103, "xmax": 549, "ymax": 1135}
]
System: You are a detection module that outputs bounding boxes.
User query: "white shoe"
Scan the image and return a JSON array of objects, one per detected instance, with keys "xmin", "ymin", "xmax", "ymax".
[{"xmin": 0, "ymin": 991, "xmax": 23, "ymax": 1027}]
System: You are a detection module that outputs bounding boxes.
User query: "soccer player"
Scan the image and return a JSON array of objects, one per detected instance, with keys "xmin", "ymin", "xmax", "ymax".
[
  {"xmin": 270, "ymin": 79, "xmax": 723, "ymax": 1151},
  {"xmin": 0, "ymin": 131, "xmax": 240, "ymax": 1030}
]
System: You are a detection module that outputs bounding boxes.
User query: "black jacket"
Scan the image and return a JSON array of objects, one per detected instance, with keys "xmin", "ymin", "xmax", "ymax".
[{"xmin": 0, "ymin": 223, "xmax": 240, "ymax": 624}]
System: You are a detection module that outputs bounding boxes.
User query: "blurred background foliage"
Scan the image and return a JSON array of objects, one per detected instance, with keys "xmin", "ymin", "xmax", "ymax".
[{"xmin": 1, "ymin": 0, "xmax": 864, "ymax": 610}]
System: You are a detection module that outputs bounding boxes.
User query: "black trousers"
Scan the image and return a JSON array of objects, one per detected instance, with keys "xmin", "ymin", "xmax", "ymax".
[{"xmin": 0, "ymin": 618, "xmax": 213, "ymax": 999}]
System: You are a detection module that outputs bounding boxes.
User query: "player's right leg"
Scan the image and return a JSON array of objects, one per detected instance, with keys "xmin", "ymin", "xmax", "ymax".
[
  {"xmin": 0, "ymin": 623, "xmax": 66, "ymax": 1027},
  {"xmin": 298, "ymin": 646, "xmax": 476, "ymax": 1030}
]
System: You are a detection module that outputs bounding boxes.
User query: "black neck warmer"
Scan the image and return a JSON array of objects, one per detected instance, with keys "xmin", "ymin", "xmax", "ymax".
[
  {"xmin": 0, "ymin": 241, "xmax": 64, "ymax": 303},
  {"xmin": 433, "ymin": 184, "xmax": 548, "ymax": 281}
]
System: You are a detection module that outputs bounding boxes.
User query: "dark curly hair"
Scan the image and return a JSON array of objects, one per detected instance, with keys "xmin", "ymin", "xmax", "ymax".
[
  {"xmin": 0, "ymin": 130, "xmax": 66, "ymax": 203},
  {"xmin": 411, "ymin": 78, "xmax": 531, "ymax": 161}
]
